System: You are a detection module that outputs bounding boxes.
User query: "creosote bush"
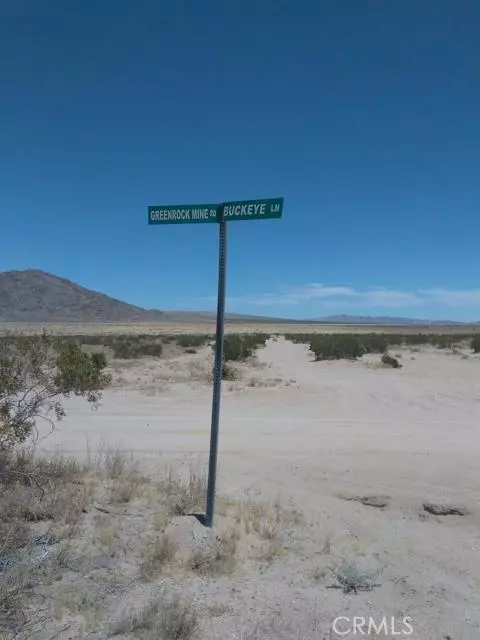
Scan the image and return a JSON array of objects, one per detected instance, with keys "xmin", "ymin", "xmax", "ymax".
[
  {"xmin": 111, "ymin": 338, "xmax": 163, "ymax": 359},
  {"xmin": 218, "ymin": 333, "xmax": 269, "ymax": 363},
  {"xmin": 283, "ymin": 332, "xmax": 479, "ymax": 362},
  {"xmin": 309, "ymin": 334, "xmax": 365, "ymax": 361},
  {"xmin": 472, "ymin": 336, "xmax": 480, "ymax": 353},
  {"xmin": 175, "ymin": 334, "xmax": 212, "ymax": 348},
  {"xmin": 0, "ymin": 332, "xmax": 111, "ymax": 450},
  {"xmin": 381, "ymin": 353, "xmax": 402, "ymax": 369}
]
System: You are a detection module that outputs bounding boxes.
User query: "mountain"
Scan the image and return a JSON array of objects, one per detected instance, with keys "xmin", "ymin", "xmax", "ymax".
[
  {"xmin": 0, "ymin": 270, "xmax": 287, "ymax": 323},
  {"xmin": 310, "ymin": 314, "xmax": 466, "ymax": 325},
  {"xmin": 0, "ymin": 270, "xmax": 169, "ymax": 322},
  {"xmin": 0, "ymin": 270, "xmax": 468, "ymax": 325}
]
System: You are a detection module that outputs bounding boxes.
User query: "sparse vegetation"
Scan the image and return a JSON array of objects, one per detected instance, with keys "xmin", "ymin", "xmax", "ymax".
[
  {"xmin": 139, "ymin": 534, "xmax": 178, "ymax": 581},
  {"xmin": 111, "ymin": 593, "xmax": 198, "ymax": 639},
  {"xmin": 309, "ymin": 334, "xmax": 365, "ymax": 360},
  {"xmin": 221, "ymin": 362, "xmax": 237, "ymax": 380},
  {"xmin": 175, "ymin": 334, "xmax": 212, "ymax": 348},
  {"xmin": 283, "ymin": 331, "xmax": 477, "ymax": 361},
  {"xmin": 218, "ymin": 333, "xmax": 269, "ymax": 362},
  {"xmin": 189, "ymin": 528, "xmax": 239, "ymax": 576},
  {"xmin": 0, "ymin": 332, "xmax": 110, "ymax": 450},
  {"xmin": 333, "ymin": 561, "xmax": 382, "ymax": 593},
  {"xmin": 381, "ymin": 353, "xmax": 402, "ymax": 368},
  {"xmin": 472, "ymin": 336, "xmax": 480, "ymax": 353},
  {"xmin": 159, "ymin": 469, "xmax": 207, "ymax": 516},
  {"xmin": 112, "ymin": 338, "xmax": 163, "ymax": 359}
]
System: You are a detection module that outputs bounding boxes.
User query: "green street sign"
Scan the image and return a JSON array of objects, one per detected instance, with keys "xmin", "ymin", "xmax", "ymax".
[
  {"xmin": 219, "ymin": 197, "xmax": 283, "ymax": 222},
  {"xmin": 148, "ymin": 204, "xmax": 219, "ymax": 225}
]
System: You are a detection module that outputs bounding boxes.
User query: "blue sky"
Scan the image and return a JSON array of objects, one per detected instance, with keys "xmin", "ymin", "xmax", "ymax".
[{"xmin": 1, "ymin": 1, "xmax": 479, "ymax": 320}]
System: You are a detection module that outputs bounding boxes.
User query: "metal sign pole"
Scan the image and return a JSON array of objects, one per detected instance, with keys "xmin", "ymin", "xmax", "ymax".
[{"xmin": 205, "ymin": 213, "xmax": 227, "ymax": 527}]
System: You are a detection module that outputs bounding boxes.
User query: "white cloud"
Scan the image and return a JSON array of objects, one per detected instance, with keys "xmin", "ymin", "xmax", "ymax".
[
  {"xmin": 420, "ymin": 288, "xmax": 480, "ymax": 307},
  {"xmin": 223, "ymin": 283, "xmax": 480, "ymax": 310}
]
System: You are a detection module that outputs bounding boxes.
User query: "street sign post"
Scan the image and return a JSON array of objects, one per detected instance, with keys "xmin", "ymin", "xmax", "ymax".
[{"xmin": 147, "ymin": 197, "xmax": 283, "ymax": 527}]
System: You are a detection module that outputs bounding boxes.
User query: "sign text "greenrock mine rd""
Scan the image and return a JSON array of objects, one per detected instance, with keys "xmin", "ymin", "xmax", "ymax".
[
  {"xmin": 219, "ymin": 197, "xmax": 283, "ymax": 221},
  {"xmin": 148, "ymin": 204, "xmax": 218, "ymax": 225}
]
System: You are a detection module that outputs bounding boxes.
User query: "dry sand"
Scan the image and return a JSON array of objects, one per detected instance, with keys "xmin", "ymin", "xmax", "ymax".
[{"xmin": 38, "ymin": 338, "xmax": 480, "ymax": 639}]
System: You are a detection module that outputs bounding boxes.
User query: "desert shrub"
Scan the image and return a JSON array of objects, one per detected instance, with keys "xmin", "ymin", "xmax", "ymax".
[
  {"xmin": 189, "ymin": 529, "xmax": 239, "ymax": 575},
  {"xmin": 384, "ymin": 334, "xmax": 405, "ymax": 348},
  {"xmin": 472, "ymin": 336, "xmax": 480, "ymax": 353},
  {"xmin": 434, "ymin": 335, "xmax": 455, "ymax": 349},
  {"xmin": 360, "ymin": 334, "xmax": 388, "ymax": 354},
  {"xmin": 0, "ymin": 333, "xmax": 111, "ymax": 450},
  {"xmin": 221, "ymin": 363, "xmax": 237, "ymax": 380},
  {"xmin": 242, "ymin": 333, "xmax": 269, "ymax": 350},
  {"xmin": 218, "ymin": 333, "xmax": 269, "ymax": 363},
  {"xmin": 310, "ymin": 335, "xmax": 365, "ymax": 360},
  {"xmin": 221, "ymin": 335, "xmax": 252, "ymax": 362},
  {"xmin": 175, "ymin": 334, "xmax": 211, "ymax": 348},
  {"xmin": 381, "ymin": 353, "xmax": 402, "ymax": 368},
  {"xmin": 112, "ymin": 338, "xmax": 162, "ymax": 359},
  {"xmin": 284, "ymin": 333, "xmax": 315, "ymax": 344},
  {"xmin": 90, "ymin": 352, "xmax": 108, "ymax": 368},
  {"xmin": 403, "ymin": 334, "xmax": 430, "ymax": 346},
  {"xmin": 111, "ymin": 593, "xmax": 198, "ymax": 639},
  {"xmin": 159, "ymin": 470, "xmax": 207, "ymax": 516},
  {"xmin": 139, "ymin": 535, "xmax": 178, "ymax": 581}
]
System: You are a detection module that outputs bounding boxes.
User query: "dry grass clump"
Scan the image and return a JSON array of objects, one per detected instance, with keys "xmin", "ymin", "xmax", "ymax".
[
  {"xmin": 189, "ymin": 528, "xmax": 240, "ymax": 576},
  {"xmin": 259, "ymin": 535, "xmax": 285, "ymax": 563},
  {"xmin": 0, "ymin": 449, "xmax": 99, "ymax": 637},
  {"xmin": 110, "ymin": 592, "xmax": 198, "ymax": 639},
  {"xmin": 232, "ymin": 499, "xmax": 305, "ymax": 535},
  {"xmin": 158, "ymin": 469, "xmax": 207, "ymax": 516},
  {"xmin": 139, "ymin": 534, "xmax": 178, "ymax": 581}
]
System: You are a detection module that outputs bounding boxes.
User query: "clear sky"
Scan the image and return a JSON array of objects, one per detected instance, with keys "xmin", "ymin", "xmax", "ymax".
[{"xmin": 1, "ymin": 1, "xmax": 479, "ymax": 320}]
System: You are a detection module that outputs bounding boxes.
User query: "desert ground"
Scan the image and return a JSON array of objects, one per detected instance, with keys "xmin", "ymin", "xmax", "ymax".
[
  {"xmin": 2, "ymin": 330, "xmax": 480, "ymax": 639},
  {"xmin": 2, "ymin": 321, "xmax": 480, "ymax": 336}
]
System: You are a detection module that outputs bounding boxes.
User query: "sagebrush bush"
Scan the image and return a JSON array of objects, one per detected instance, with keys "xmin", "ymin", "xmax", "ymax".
[
  {"xmin": 219, "ymin": 333, "xmax": 268, "ymax": 362},
  {"xmin": 0, "ymin": 333, "xmax": 111, "ymax": 449},
  {"xmin": 112, "ymin": 339, "xmax": 163, "ymax": 359},
  {"xmin": 309, "ymin": 335, "xmax": 365, "ymax": 361},
  {"xmin": 285, "ymin": 331, "xmax": 476, "ymax": 360},
  {"xmin": 472, "ymin": 336, "xmax": 480, "ymax": 353},
  {"xmin": 381, "ymin": 353, "xmax": 402, "ymax": 368},
  {"xmin": 175, "ymin": 334, "xmax": 211, "ymax": 348}
]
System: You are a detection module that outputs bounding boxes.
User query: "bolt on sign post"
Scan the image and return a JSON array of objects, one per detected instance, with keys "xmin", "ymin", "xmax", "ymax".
[{"xmin": 148, "ymin": 197, "xmax": 283, "ymax": 527}]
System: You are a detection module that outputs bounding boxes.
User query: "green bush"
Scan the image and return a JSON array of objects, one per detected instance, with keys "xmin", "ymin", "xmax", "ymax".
[
  {"xmin": 175, "ymin": 334, "xmax": 211, "ymax": 348},
  {"xmin": 310, "ymin": 335, "xmax": 365, "ymax": 361},
  {"xmin": 381, "ymin": 353, "xmax": 402, "ymax": 368},
  {"xmin": 221, "ymin": 363, "xmax": 237, "ymax": 380},
  {"xmin": 0, "ymin": 333, "xmax": 111, "ymax": 449},
  {"xmin": 472, "ymin": 336, "xmax": 480, "ymax": 353},
  {"xmin": 91, "ymin": 352, "xmax": 108, "ymax": 368},
  {"xmin": 360, "ymin": 334, "xmax": 388, "ymax": 354},
  {"xmin": 112, "ymin": 339, "xmax": 163, "ymax": 359},
  {"xmin": 222, "ymin": 335, "xmax": 252, "ymax": 362}
]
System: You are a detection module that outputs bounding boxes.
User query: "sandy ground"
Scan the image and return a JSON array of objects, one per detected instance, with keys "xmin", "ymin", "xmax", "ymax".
[{"xmin": 38, "ymin": 338, "xmax": 480, "ymax": 639}]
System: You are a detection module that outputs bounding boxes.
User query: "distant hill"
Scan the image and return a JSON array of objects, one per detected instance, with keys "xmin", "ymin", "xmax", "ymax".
[
  {"xmin": 0, "ymin": 269, "xmax": 470, "ymax": 325},
  {"xmin": 311, "ymin": 314, "xmax": 466, "ymax": 325},
  {"xmin": 0, "ymin": 270, "xmax": 286, "ymax": 323},
  {"xmin": 0, "ymin": 270, "xmax": 168, "ymax": 322}
]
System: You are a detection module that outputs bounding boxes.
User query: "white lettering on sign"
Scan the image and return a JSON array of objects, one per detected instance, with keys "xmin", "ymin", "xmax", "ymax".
[
  {"xmin": 191, "ymin": 208, "xmax": 209, "ymax": 220},
  {"xmin": 150, "ymin": 209, "xmax": 192, "ymax": 221},
  {"xmin": 222, "ymin": 202, "xmax": 268, "ymax": 218}
]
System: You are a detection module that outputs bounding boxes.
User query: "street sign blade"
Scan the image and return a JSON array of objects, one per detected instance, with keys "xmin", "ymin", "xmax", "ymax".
[
  {"xmin": 148, "ymin": 204, "xmax": 219, "ymax": 225},
  {"xmin": 219, "ymin": 197, "xmax": 283, "ymax": 222}
]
